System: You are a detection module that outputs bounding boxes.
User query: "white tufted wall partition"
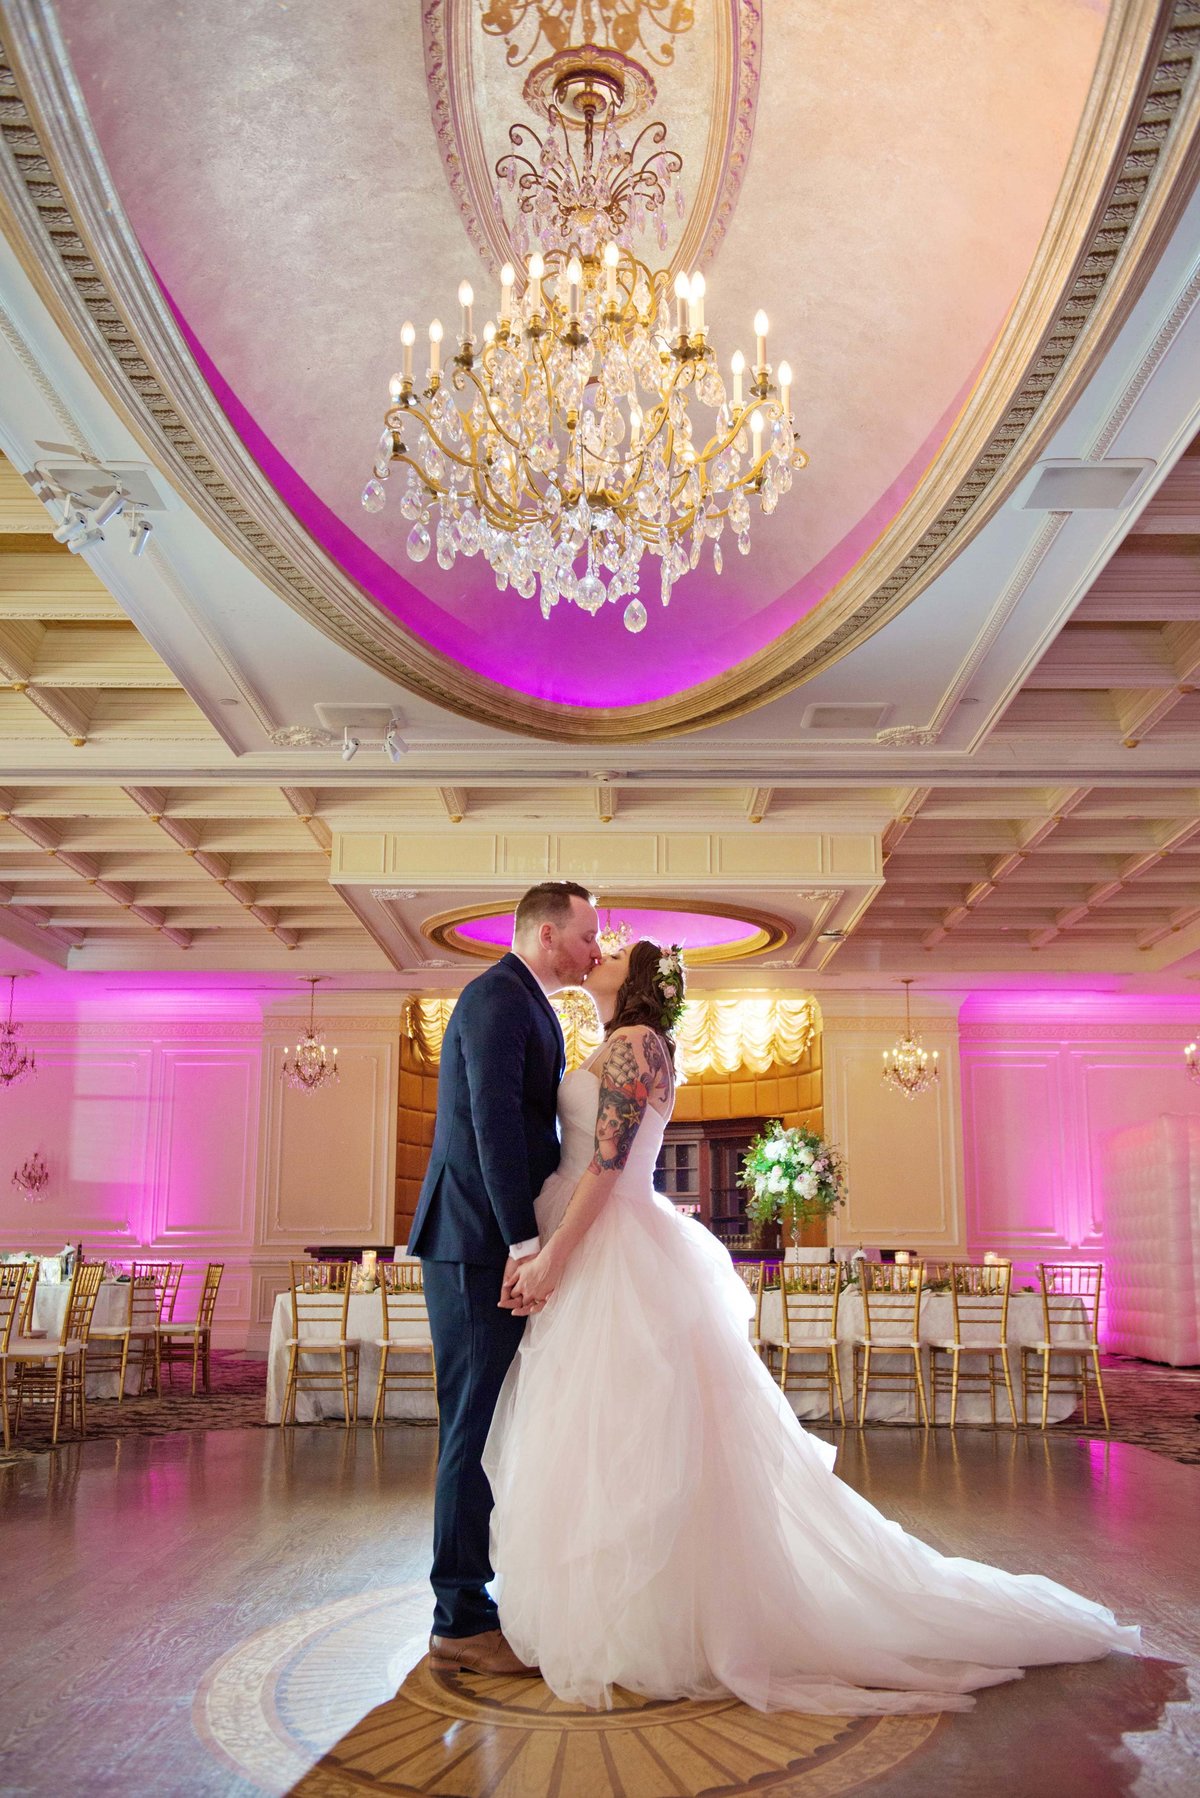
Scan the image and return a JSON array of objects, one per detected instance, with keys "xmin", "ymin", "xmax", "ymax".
[{"xmin": 1102, "ymin": 1114, "xmax": 1200, "ymax": 1366}]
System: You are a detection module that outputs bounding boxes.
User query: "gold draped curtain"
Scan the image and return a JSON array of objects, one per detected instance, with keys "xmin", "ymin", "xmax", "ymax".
[{"xmin": 405, "ymin": 993, "xmax": 816, "ymax": 1078}]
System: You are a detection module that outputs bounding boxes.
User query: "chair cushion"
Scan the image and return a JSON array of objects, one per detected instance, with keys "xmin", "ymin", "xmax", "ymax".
[
  {"xmin": 376, "ymin": 1338, "xmax": 434, "ymax": 1352},
  {"xmin": 285, "ymin": 1337, "xmax": 353, "ymax": 1349},
  {"xmin": 156, "ymin": 1321, "xmax": 204, "ymax": 1335},
  {"xmin": 4, "ymin": 1337, "xmax": 81, "ymax": 1358},
  {"xmin": 931, "ymin": 1339, "xmax": 1006, "ymax": 1352}
]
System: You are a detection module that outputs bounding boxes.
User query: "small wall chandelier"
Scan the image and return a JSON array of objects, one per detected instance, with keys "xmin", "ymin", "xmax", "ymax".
[
  {"xmin": 362, "ymin": 45, "xmax": 806, "ymax": 632},
  {"xmin": 1186, "ymin": 1035, "xmax": 1200, "ymax": 1082},
  {"xmin": 882, "ymin": 980, "xmax": 940, "ymax": 1100},
  {"xmin": 13, "ymin": 1150, "xmax": 49, "ymax": 1203},
  {"xmin": 282, "ymin": 977, "xmax": 340, "ymax": 1094},
  {"xmin": 596, "ymin": 908, "xmax": 634, "ymax": 956},
  {"xmin": 0, "ymin": 975, "xmax": 36, "ymax": 1091}
]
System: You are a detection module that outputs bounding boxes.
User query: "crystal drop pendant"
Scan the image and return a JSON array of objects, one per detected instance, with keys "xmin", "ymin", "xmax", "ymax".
[
  {"xmin": 406, "ymin": 522, "xmax": 431, "ymax": 563},
  {"xmin": 712, "ymin": 540, "xmax": 723, "ymax": 575},
  {"xmin": 361, "ymin": 478, "xmax": 386, "ymax": 514},
  {"xmin": 623, "ymin": 598, "xmax": 648, "ymax": 633}
]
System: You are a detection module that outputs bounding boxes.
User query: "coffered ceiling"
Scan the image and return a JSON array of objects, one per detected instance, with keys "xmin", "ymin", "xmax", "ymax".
[{"xmin": 2, "ymin": 3, "xmax": 1200, "ymax": 995}]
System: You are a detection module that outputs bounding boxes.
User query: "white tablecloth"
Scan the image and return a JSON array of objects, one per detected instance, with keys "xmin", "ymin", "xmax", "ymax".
[
  {"xmin": 265, "ymin": 1290, "xmax": 437, "ymax": 1424},
  {"xmin": 758, "ymin": 1288, "xmax": 1084, "ymax": 1424},
  {"xmin": 32, "ymin": 1281, "xmax": 142, "ymax": 1398}
]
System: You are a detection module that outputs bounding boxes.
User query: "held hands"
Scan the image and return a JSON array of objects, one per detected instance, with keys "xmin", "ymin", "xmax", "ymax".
[{"xmin": 498, "ymin": 1247, "xmax": 558, "ymax": 1316}]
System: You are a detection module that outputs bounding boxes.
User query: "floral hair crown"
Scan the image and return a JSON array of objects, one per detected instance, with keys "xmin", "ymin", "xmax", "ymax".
[{"xmin": 653, "ymin": 944, "xmax": 686, "ymax": 1033}]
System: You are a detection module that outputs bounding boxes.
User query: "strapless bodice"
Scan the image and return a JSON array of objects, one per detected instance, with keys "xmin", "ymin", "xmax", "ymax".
[{"xmin": 534, "ymin": 1066, "xmax": 668, "ymax": 1238}]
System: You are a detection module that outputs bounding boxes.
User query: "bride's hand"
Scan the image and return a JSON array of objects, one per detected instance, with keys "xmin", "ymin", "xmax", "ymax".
[{"xmin": 508, "ymin": 1247, "xmax": 557, "ymax": 1315}]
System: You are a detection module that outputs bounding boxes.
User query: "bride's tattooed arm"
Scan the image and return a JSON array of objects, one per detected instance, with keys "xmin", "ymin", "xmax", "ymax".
[
  {"xmin": 642, "ymin": 1029, "xmax": 673, "ymax": 1106},
  {"xmin": 591, "ymin": 1032, "xmax": 650, "ymax": 1173}
]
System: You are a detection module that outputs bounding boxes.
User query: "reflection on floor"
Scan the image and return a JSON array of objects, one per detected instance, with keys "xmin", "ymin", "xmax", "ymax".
[{"xmin": 1, "ymin": 1426, "xmax": 1196, "ymax": 1796}]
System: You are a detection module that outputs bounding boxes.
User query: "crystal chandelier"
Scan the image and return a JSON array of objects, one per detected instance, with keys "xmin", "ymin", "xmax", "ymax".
[
  {"xmin": 552, "ymin": 985, "xmax": 602, "ymax": 1069},
  {"xmin": 12, "ymin": 1150, "xmax": 49, "ymax": 1203},
  {"xmin": 596, "ymin": 909, "xmax": 634, "ymax": 956},
  {"xmin": 362, "ymin": 47, "xmax": 806, "ymax": 632},
  {"xmin": 0, "ymin": 975, "xmax": 36, "ymax": 1090},
  {"xmin": 282, "ymin": 977, "xmax": 340, "ymax": 1094},
  {"xmin": 1186, "ymin": 1035, "xmax": 1200, "ymax": 1082},
  {"xmin": 881, "ymin": 980, "xmax": 940, "ymax": 1101}
]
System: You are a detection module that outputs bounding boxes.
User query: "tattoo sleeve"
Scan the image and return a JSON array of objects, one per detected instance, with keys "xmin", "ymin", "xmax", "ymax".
[
  {"xmin": 642, "ymin": 1029, "xmax": 673, "ymax": 1105},
  {"xmin": 589, "ymin": 1033, "xmax": 650, "ymax": 1173}
]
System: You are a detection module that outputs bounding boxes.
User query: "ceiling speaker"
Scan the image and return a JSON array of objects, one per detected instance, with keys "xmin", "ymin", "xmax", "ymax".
[
  {"xmin": 800, "ymin": 703, "xmax": 891, "ymax": 732},
  {"xmin": 1014, "ymin": 458, "xmax": 1155, "ymax": 511}
]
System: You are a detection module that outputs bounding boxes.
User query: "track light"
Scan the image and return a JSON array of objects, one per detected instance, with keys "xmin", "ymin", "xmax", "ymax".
[
  {"xmin": 65, "ymin": 525, "xmax": 104, "ymax": 555},
  {"xmin": 129, "ymin": 516, "xmax": 153, "ymax": 558},
  {"xmin": 341, "ymin": 731, "xmax": 360, "ymax": 763},
  {"xmin": 384, "ymin": 721, "xmax": 408, "ymax": 764},
  {"xmin": 92, "ymin": 491, "xmax": 125, "ymax": 529},
  {"xmin": 52, "ymin": 505, "xmax": 87, "ymax": 544}
]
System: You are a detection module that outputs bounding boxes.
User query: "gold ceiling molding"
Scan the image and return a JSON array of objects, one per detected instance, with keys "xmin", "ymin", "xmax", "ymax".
[
  {"xmin": 422, "ymin": 0, "xmax": 761, "ymax": 277},
  {"xmin": 1, "ymin": 7, "xmax": 1199, "ymax": 741},
  {"xmin": 421, "ymin": 895, "xmax": 788, "ymax": 963},
  {"xmin": 404, "ymin": 990, "xmax": 818, "ymax": 1077}
]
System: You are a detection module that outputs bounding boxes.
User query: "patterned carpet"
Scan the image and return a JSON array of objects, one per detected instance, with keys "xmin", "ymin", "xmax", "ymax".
[{"xmin": 2, "ymin": 1351, "xmax": 1197, "ymax": 1467}]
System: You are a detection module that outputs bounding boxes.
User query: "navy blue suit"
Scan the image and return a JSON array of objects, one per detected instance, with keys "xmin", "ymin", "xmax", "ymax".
[{"xmin": 409, "ymin": 952, "xmax": 565, "ymax": 1637}]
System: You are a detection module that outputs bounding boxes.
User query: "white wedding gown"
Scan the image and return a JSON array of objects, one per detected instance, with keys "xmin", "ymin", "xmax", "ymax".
[{"xmin": 483, "ymin": 1061, "xmax": 1140, "ymax": 1714}]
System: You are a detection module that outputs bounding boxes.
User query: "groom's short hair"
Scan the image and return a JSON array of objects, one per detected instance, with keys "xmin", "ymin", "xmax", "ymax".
[{"xmin": 513, "ymin": 880, "xmax": 595, "ymax": 940}]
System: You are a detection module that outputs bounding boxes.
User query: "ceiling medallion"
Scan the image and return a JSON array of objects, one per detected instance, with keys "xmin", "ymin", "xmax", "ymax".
[
  {"xmin": 881, "ymin": 979, "xmax": 940, "ymax": 1102},
  {"xmin": 281, "ymin": 977, "xmax": 340, "ymax": 1095},
  {"xmin": 361, "ymin": 40, "xmax": 805, "ymax": 633},
  {"xmin": 481, "ymin": 1, "xmax": 696, "ymax": 72},
  {"xmin": 0, "ymin": 974, "xmax": 36, "ymax": 1091}
]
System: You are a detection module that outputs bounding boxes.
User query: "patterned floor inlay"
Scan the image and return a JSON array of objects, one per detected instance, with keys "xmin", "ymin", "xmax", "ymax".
[{"xmin": 193, "ymin": 1585, "xmax": 942, "ymax": 1797}]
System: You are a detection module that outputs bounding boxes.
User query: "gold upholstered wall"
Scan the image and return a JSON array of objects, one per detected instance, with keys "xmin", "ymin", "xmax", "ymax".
[{"xmin": 395, "ymin": 1034, "xmax": 439, "ymax": 1247}]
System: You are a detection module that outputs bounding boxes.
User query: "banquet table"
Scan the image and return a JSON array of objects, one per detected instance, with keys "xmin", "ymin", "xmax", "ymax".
[
  {"xmin": 32, "ymin": 1280, "xmax": 143, "ymax": 1398},
  {"xmin": 265, "ymin": 1289, "xmax": 437, "ymax": 1424},
  {"xmin": 758, "ymin": 1288, "xmax": 1085, "ymax": 1424}
]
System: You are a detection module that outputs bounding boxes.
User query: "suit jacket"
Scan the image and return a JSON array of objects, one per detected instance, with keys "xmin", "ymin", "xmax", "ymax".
[{"xmin": 408, "ymin": 953, "xmax": 565, "ymax": 1264}]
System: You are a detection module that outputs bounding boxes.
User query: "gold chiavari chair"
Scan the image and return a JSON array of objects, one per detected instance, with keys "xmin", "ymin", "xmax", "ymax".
[
  {"xmin": 18, "ymin": 1259, "xmax": 42, "ymax": 1338},
  {"xmin": 778, "ymin": 1263, "xmax": 845, "ymax": 1424},
  {"xmin": 0, "ymin": 1263, "xmax": 28, "ymax": 1450},
  {"xmin": 928, "ymin": 1261, "xmax": 1016, "ymax": 1429},
  {"xmin": 1022, "ymin": 1262, "xmax": 1109, "ymax": 1431},
  {"xmin": 161, "ymin": 1260, "xmax": 185, "ymax": 1321},
  {"xmin": 852, "ymin": 1261, "xmax": 929, "ymax": 1427},
  {"xmin": 7, "ymin": 1261, "xmax": 105, "ymax": 1443},
  {"xmin": 734, "ymin": 1261, "xmax": 770, "ymax": 1366},
  {"xmin": 88, "ymin": 1261, "xmax": 168, "ymax": 1401},
  {"xmin": 388, "ymin": 1257, "xmax": 424, "ymax": 1291},
  {"xmin": 372, "ymin": 1263, "xmax": 436, "ymax": 1425},
  {"xmin": 158, "ymin": 1263, "xmax": 224, "ymax": 1394},
  {"xmin": 281, "ymin": 1261, "xmax": 359, "ymax": 1427}
]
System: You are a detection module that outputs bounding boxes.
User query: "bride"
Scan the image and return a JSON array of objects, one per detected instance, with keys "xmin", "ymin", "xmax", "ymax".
[{"xmin": 485, "ymin": 940, "xmax": 1140, "ymax": 1714}]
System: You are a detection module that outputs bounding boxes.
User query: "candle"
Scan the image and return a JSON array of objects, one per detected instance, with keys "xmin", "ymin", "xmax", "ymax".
[
  {"xmin": 388, "ymin": 373, "xmax": 402, "ymax": 402},
  {"xmin": 458, "ymin": 279, "xmax": 474, "ymax": 341},
  {"xmin": 629, "ymin": 403, "xmax": 642, "ymax": 450},
  {"xmin": 428, "ymin": 318, "xmax": 443, "ymax": 377},
  {"xmin": 604, "ymin": 240, "xmax": 619, "ymax": 305},
  {"xmin": 528, "ymin": 251, "xmax": 545, "ymax": 314},
  {"xmin": 731, "ymin": 349, "xmax": 745, "ymax": 408},
  {"xmin": 482, "ymin": 319, "xmax": 496, "ymax": 346},
  {"xmin": 400, "ymin": 319, "xmax": 415, "ymax": 380},
  {"xmin": 754, "ymin": 308, "xmax": 769, "ymax": 370},
  {"xmin": 895, "ymin": 1250, "xmax": 910, "ymax": 1266},
  {"xmin": 566, "ymin": 255, "xmax": 583, "ymax": 319},
  {"xmin": 778, "ymin": 357, "xmax": 792, "ymax": 418},
  {"xmin": 499, "ymin": 261, "xmax": 515, "ymax": 324},
  {"xmin": 674, "ymin": 270, "xmax": 690, "ymax": 337},
  {"xmin": 750, "ymin": 407, "xmax": 763, "ymax": 462},
  {"xmin": 690, "ymin": 270, "xmax": 705, "ymax": 333}
]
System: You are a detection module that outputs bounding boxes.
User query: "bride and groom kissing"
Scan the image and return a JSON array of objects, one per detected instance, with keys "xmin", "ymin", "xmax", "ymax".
[{"xmin": 407, "ymin": 881, "xmax": 1138, "ymax": 1714}]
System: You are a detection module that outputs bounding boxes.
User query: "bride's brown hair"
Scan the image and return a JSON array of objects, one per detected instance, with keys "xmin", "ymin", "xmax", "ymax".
[{"xmin": 604, "ymin": 939, "xmax": 682, "ymax": 1061}]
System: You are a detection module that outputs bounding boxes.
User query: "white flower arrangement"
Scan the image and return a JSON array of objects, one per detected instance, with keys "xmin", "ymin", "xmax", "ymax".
[{"xmin": 741, "ymin": 1120, "xmax": 847, "ymax": 1239}]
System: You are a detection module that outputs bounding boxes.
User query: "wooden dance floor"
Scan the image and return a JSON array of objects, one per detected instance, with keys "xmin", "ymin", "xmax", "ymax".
[{"xmin": 1, "ymin": 1424, "xmax": 1196, "ymax": 1796}]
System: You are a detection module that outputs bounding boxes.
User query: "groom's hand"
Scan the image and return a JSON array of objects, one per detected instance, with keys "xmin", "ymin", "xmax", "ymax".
[
  {"xmin": 508, "ymin": 1249, "xmax": 556, "ymax": 1315},
  {"xmin": 499, "ymin": 1252, "xmax": 538, "ymax": 1311}
]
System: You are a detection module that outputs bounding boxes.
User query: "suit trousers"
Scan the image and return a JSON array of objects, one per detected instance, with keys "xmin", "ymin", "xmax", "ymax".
[{"xmin": 422, "ymin": 1259, "xmax": 527, "ymax": 1638}]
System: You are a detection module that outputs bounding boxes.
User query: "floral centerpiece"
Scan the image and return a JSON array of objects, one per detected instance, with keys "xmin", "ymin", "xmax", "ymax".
[{"xmin": 740, "ymin": 1121, "xmax": 847, "ymax": 1248}]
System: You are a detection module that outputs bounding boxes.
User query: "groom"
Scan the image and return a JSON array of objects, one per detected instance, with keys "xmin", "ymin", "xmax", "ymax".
[{"xmin": 409, "ymin": 880, "xmax": 601, "ymax": 1675}]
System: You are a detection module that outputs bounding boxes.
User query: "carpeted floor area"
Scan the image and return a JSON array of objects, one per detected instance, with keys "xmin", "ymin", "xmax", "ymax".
[{"xmin": 2, "ymin": 1350, "xmax": 1197, "ymax": 1466}]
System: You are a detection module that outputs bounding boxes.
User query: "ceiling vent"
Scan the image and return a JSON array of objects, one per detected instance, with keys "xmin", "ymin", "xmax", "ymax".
[
  {"xmin": 1014, "ymin": 458, "xmax": 1155, "ymax": 512},
  {"xmin": 800, "ymin": 702, "xmax": 891, "ymax": 733}
]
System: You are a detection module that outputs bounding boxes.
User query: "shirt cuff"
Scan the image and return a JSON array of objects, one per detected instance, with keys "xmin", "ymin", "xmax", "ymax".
[{"xmin": 509, "ymin": 1236, "xmax": 541, "ymax": 1260}]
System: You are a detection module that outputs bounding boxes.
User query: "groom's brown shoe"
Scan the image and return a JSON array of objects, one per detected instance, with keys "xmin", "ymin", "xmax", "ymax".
[{"xmin": 428, "ymin": 1629, "xmax": 540, "ymax": 1677}]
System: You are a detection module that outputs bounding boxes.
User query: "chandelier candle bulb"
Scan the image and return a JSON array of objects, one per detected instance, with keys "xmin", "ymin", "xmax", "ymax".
[
  {"xmin": 528, "ymin": 251, "xmax": 545, "ymax": 314},
  {"xmin": 674, "ymin": 269, "xmax": 691, "ymax": 337},
  {"xmin": 428, "ymin": 318, "xmax": 443, "ymax": 378},
  {"xmin": 630, "ymin": 404, "xmax": 643, "ymax": 449},
  {"xmin": 400, "ymin": 319, "xmax": 415, "ymax": 379},
  {"xmin": 690, "ymin": 270, "xmax": 706, "ymax": 334},
  {"xmin": 388, "ymin": 373, "xmax": 403, "ymax": 403},
  {"xmin": 778, "ymin": 359, "xmax": 792, "ymax": 417},
  {"xmin": 566, "ymin": 255, "xmax": 583, "ymax": 319},
  {"xmin": 751, "ymin": 409, "xmax": 764, "ymax": 462},
  {"xmin": 603, "ymin": 240, "xmax": 619, "ymax": 305},
  {"xmin": 754, "ymin": 309, "xmax": 769, "ymax": 369},
  {"xmin": 499, "ymin": 262, "xmax": 515, "ymax": 324},
  {"xmin": 731, "ymin": 349, "xmax": 745, "ymax": 407},
  {"xmin": 457, "ymin": 281, "xmax": 474, "ymax": 342}
]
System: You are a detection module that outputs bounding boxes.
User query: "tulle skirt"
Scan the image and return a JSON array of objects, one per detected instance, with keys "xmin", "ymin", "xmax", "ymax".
[{"xmin": 483, "ymin": 1173, "xmax": 1140, "ymax": 1714}]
